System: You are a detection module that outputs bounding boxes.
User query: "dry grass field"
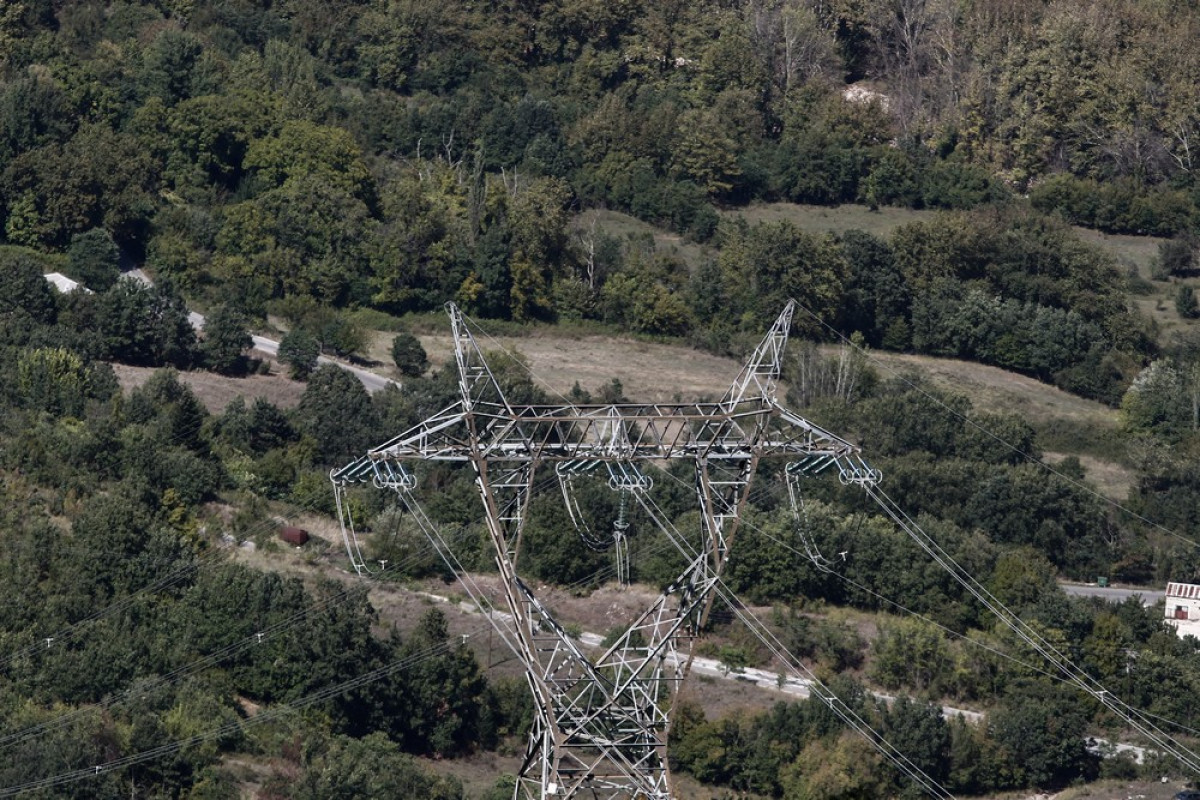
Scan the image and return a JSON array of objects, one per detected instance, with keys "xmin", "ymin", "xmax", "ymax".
[
  {"xmin": 724, "ymin": 201, "xmax": 934, "ymax": 238},
  {"xmin": 111, "ymin": 362, "xmax": 306, "ymax": 412}
]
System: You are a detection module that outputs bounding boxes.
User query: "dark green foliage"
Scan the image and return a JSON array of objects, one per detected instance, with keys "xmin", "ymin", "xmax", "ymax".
[
  {"xmin": 838, "ymin": 229, "xmax": 910, "ymax": 349},
  {"xmin": 520, "ymin": 491, "xmax": 609, "ymax": 589},
  {"xmin": 3, "ymin": 123, "xmax": 159, "ymax": 248},
  {"xmin": 390, "ymin": 331, "xmax": 428, "ymax": 376},
  {"xmin": 66, "ymin": 228, "xmax": 122, "ymax": 292},
  {"xmin": 0, "ymin": 248, "xmax": 56, "ymax": 324},
  {"xmin": 770, "ymin": 135, "xmax": 865, "ymax": 206},
  {"xmin": 988, "ymin": 682, "xmax": 1096, "ymax": 789},
  {"xmin": 295, "ymin": 363, "xmax": 381, "ymax": 464},
  {"xmin": 963, "ymin": 466, "xmax": 1107, "ymax": 572},
  {"xmin": 717, "ymin": 218, "xmax": 848, "ymax": 335},
  {"xmin": 1, "ymin": 4, "xmax": 1200, "ymax": 797},
  {"xmin": 1130, "ymin": 455, "xmax": 1200, "ymax": 533},
  {"xmin": 0, "ymin": 705, "xmax": 129, "ymax": 799},
  {"xmin": 871, "ymin": 617, "xmax": 954, "ymax": 694},
  {"xmin": 380, "ymin": 609, "xmax": 490, "ymax": 757},
  {"xmin": 1030, "ymin": 175, "xmax": 1198, "ymax": 237},
  {"xmin": 887, "ymin": 208, "xmax": 1150, "ymax": 402},
  {"xmin": 199, "ymin": 304, "xmax": 252, "ymax": 375},
  {"xmin": 778, "ymin": 608, "xmax": 866, "ymax": 672},
  {"xmin": 126, "ymin": 369, "xmax": 208, "ymax": 453},
  {"xmin": 215, "ymin": 396, "xmax": 296, "ymax": 455},
  {"xmin": 95, "ymin": 277, "xmax": 195, "ymax": 368},
  {"xmin": 278, "ymin": 328, "xmax": 320, "ymax": 381},
  {"xmin": 15, "ymin": 346, "xmax": 91, "ymax": 417},
  {"xmin": 140, "ymin": 29, "xmax": 209, "ymax": 106},
  {"xmin": 68, "ymin": 490, "xmax": 192, "ymax": 608},
  {"xmin": 883, "ymin": 698, "xmax": 951, "ymax": 786},
  {"xmin": 279, "ymin": 732, "xmax": 464, "ymax": 800},
  {"xmin": 1176, "ymin": 285, "xmax": 1199, "ymax": 319},
  {"xmin": 1159, "ymin": 236, "xmax": 1196, "ymax": 277}
]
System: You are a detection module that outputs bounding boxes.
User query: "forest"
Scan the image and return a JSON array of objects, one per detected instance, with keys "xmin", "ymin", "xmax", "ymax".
[{"xmin": 3, "ymin": 0, "xmax": 1200, "ymax": 797}]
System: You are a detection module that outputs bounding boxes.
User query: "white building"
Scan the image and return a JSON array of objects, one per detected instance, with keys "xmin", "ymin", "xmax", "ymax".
[
  {"xmin": 1165, "ymin": 582, "xmax": 1200, "ymax": 638},
  {"xmin": 43, "ymin": 272, "xmax": 91, "ymax": 294}
]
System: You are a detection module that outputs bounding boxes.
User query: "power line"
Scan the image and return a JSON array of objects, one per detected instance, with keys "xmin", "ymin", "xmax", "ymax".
[
  {"xmin": 642, "ymin": 453, "xmax": 1200, "ymax": 773},
  {"xmin": 0, "ymin": 629, "xmax": 482, "ymax": 798},
  {"xmin": 788, "ymin": 298, "xmax": 1200, "ymax": 553},
  {"xmin": 0, "ymin": 518, "xmax": 480, "ymax": 753},
  {"xmin": 632, "ymin": 488, "xmax": 957, "ymax": 799}
]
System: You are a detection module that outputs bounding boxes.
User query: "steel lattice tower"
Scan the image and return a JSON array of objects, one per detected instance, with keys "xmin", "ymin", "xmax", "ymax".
[{"xmin": 331, "ymin": 302, "xmax": 873, "ymax": 799}]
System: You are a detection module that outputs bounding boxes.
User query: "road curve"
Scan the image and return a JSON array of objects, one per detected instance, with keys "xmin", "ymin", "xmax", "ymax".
[
  {"xmin": 123, "ymin": 269, "xmax": 401, "ymax": 394},
  {"xmin": 248, "ymin": 334, "xmax": 399, "ymax": 394}
]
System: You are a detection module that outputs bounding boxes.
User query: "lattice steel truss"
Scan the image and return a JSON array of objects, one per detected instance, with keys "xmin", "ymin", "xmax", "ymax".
[{"xmin": 331, "ymin": 302, "xmax": 872, "ymax": 799}]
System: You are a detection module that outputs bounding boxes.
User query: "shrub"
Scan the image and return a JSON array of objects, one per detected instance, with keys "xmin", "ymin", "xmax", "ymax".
[{"xmin": 390, "ymin": 332, "xmax": 428, "ymax": 377}]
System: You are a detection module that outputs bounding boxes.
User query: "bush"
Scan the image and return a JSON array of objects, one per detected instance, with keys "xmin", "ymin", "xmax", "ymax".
[
  {"xmin": 200, "ymin": 304, "xmax": 252, "ymax": 375},
  {"xmin": 1176, "ymin": 285, "xmax": 1199, "ymax": 319},
  {"xmin": 390, "ymin": 332, "xmax": 428, "ymax": 377},
  {"xmin": 278, "ymin": 328, "xmax": 320, "ymax": 380},
  {"xmin": 66, "ymin": 229, "xmax": 122, "ymax": 292},
  {"xmin": 1159, "ymin": 236, "xmax": 1196, "ymax": 277}
]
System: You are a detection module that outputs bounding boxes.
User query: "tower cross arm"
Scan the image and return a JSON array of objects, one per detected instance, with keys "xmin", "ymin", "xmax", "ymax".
[
  {"xmin": 346, "ymin": 399, "xmax": 861, "ymax": 467},
  {"xmin": 760, "ymin": 403, "xmax": 860, "ymax": 457}
]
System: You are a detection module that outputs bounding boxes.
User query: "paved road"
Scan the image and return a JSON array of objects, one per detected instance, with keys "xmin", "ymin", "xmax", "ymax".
[
  {"xmin": 1061, "ymin": 582, "xmax": 1161, "ymax": 607},
  {"xmin": 419, "ymin": 590, "xmax": 985, "ymax": 722},
  {"xmin": 126, "ymin": 268, "xmax": 400, "ymax": 394},
  {"xmin": 246, "ymin": 333, "xmax": 399, "ymax": 393}
]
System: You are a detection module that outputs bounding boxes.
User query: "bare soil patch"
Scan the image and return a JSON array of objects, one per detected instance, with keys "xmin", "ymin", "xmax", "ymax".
[
  {"xmin": 1044, "ymin": 452, "xmax": 1135, "ymax": 502},
  {"xmin": 1032, "ymin": 779, "xmax": 1192, "ymax": 800},
  {"xmin": 366, "ymin": 329, "xmax": 747, "ymax": 403},
  {"xmin": 111, "ymin": 363, "xmax": 307, "ymax": 413},
  {"xmin": 860, "ymin": 351, "xmax": 1132, "ymax": 497},
  {"xmin": 862, "ymin": 351, "xmax": 1119, "ymax": 429},
  {"xmin": 724, "ymin": 201, "xmax": 933, "ymax": 239}
]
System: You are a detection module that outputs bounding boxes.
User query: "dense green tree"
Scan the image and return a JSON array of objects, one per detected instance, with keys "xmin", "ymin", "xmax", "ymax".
[
  {"xmin": 988, "ymin": 681, "xmax": 1094, "ymax": 789},
  {"xmin": 883, "ymin": 697, "xmax": 951, "ymax": 786},
  {"xmin": 717, "ymin": 218, "xmax": 848, "ymax": 334},
  {"xmin": 367, "ymin": 169, "xmax": 463, "ymax": 313},
  {"xmin": 65, "ymin": 228, "xmax": 122, "ymax": 292},
  {"xmin": 1158, "ymin": 236, "xmax": 1195, "ymax": 277},
  {"xmin": 838, "ymin": 229, "xmax": 910, "ymax": 349},
  {"xmin": 244, "ymin": 119, "xmax": 375, "ymax": 203},
  {"xmin": 0, "ymin": 247, "xmax": 56, "ymax": 323},
  {"xmin": 1176, "ymin": 285, "xmax": 1199, "ymax": 319},
  {"xmin": 390, "ymin": 331, "xmax": 428, "ymax": 377},
  {"xmin": 278, "ymin": 328, "xmax": 320, "ymax": 380},
  {"xmin": 295, "ymin": 363, "xmax": 381, "ymax": 464},
  {"xmin": 520, "ymin": 492, "xmax": 609, "ymax": 589},
  {"xmin": 15, "ymin": 346, "xmax": 89, "ymax": 417},
  {"xmin": 870, "ymin": 617, "xmax": 953, "ymax": 694},
  {"xmin": 199, "ymin": 304, "xmax": 252, "ymax": 375},
  {"xmin": 1121, "ymin": 359, "xmax": 1194, "ymax": 440},
  {"xmin": 140, "ymin": 29, "xmax": 210, "ymax": 106},
  {"xmin": 68, "ymin": 489, "xmax": 191, "ymax": 606},
  {"xmin": 285, "ymin": 732, "xmax": 464, "ymax": 800},
  {"xmin": 95, "ymin": 277, "xmax": 195, "ymax": 368},
  {"xmin": 2, "ymin": 123, "xmax": 159, "ymax": 248},
  {"xmin": 215, "ymin": 396, "xmax": 296, "ymax": 455},
  {"xmin": 383, "ymin": 608, "xmax": 490, "ymax": 756}
]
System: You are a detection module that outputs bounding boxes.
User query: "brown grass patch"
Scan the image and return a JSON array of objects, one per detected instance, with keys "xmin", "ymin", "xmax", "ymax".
[
  {"xmin": 1043, "ymin": 452, "xmax": 1134, "ymax": 502},
  {"xmin": 111, "ymin": 363, "xmax": 306, "ymax": 413},
  {"xmin": 366, "ymin": 329, "xmax": 747, "ymax": 403},
  {"xmin": 861, "ymin": 351, "xmax": 1118, "ymax": 429},
  {"xmin": 724, "ymin": 201, "xmax": 933, "ymax": 238}
]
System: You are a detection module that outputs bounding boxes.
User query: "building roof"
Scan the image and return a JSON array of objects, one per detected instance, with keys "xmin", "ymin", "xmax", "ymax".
[
  {"xmin": 1166, "ymin": 582, "xmax": 1200, "ymax": 600},
  {"xmin": 43, "ymin": 273, "xmax": 92, "ymax": 294}
]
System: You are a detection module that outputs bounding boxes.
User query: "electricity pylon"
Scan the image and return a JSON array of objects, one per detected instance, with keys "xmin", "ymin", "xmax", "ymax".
[{"xmin": 331, "ymin": 302, "xmax": 872, "ymax": 799}]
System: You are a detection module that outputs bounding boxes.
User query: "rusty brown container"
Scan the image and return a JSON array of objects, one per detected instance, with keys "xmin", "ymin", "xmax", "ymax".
[{"xmin": 278, "ymin": 526, "xmax": 310, "ymax": 546}]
